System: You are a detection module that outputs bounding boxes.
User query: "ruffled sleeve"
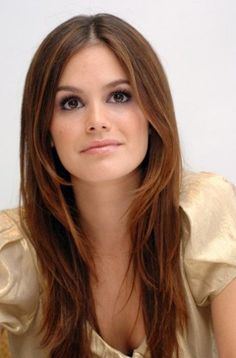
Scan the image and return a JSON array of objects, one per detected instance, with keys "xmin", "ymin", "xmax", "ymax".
[
  {"xmin": 0, "ymin": 209, "xmax": 40, "ymax": 334},
  {"xmin": 180, "ymin": 171, "xmax": 236, "ymax": 306}
]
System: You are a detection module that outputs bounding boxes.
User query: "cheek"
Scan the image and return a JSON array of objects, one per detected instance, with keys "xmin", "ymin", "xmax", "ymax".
[
  {"xmin": 139, "ymin": 119, "xmax": 149, "ymax": 153},
  {"xmin": 140, "ymin": 130, "xmax": 149, "ymax": 158},
  {"xmin": 50, "ymin": 126, "xmax": 75, "ymax": 168},
  {"xmin": 50, "ymin": 122, "xmax": 75, "ymax": 148},
  {"xmin": 126, "ymin": 116, "xmax": 149, "ymax": 163},
  {"xmin": 132, "ymin": 115, "xmax": 149, "ymax": 146},
  {"xmin": 50, "ymin": 120, "xmax": 61, "ymax": 144}
]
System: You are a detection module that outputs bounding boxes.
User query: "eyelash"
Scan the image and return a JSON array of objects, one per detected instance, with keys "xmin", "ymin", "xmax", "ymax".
[
  {"xmin": 60, "ymin": 96, "xmax": 82, "ymax": 111},
  {"xmin": 59, "ymin": 89, "xmax": 132, "ymax": 111},
  {"xmin": 110, "ymin": 90, "xmax": 131, "ymax": 103}
]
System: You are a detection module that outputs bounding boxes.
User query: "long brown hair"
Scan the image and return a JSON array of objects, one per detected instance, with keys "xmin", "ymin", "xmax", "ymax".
[{"xmin": 20, "ymin": 13, "xmax": 187, "ymax": 357}]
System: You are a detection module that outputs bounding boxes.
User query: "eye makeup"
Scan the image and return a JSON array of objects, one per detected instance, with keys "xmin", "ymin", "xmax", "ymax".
[
  {"xmin": 55, "ymin": 86, "xmax": 133, "ymax": 111},
  {"xmin": 59, "ymin": 95, "xmax": 82, "ymax": 111}
]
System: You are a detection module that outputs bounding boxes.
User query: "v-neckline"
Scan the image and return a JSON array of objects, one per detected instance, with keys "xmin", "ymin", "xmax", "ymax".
[{"xmin": 89, "ymin": 324, "xmax": 148, "ymax": 357}]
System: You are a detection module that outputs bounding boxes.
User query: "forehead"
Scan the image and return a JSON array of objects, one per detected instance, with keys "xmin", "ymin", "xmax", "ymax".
[{"xmin": 59, "ymin": 43, "xmax": 128, "ymax": 86}]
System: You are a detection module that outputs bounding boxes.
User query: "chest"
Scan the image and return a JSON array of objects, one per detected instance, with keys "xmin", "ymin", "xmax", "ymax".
[{"xmin": 91, "ymin": 273, "xmax": 145, "ymax": 355}]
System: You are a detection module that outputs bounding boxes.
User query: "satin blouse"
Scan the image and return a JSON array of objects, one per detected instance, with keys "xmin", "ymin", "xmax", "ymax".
[{"xmin": 1, "ymin": 171, "xmax": 236, "ymax": 358}]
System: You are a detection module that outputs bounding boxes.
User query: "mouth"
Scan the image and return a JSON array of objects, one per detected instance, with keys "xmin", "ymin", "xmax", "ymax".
[{"xmin": 81, "ymin": 140, "xmax": 122, "ymax": 154}]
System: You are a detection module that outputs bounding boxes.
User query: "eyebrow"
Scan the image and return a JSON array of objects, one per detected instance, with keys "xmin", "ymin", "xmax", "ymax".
[{"xmin": 56, "ymin": 79, "xmax": 130, "ymax": 93}]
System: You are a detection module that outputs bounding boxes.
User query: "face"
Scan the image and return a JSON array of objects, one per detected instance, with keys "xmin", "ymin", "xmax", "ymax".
[{"xmin": 50, "ymin": 43, "xmax": 149, "ymax": 186}]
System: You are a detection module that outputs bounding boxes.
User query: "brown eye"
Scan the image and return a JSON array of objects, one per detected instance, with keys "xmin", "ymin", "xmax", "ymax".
[
  {"xmin": 60, "ymin": 96, "xmax": 83, "ymax": 110},
  {"xmin": 110, "ymin": 90, "xmax": 131, "ymax": 103}
]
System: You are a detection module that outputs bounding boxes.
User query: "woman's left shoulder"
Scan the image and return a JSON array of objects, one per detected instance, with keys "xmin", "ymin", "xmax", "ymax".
[
  {"xmin": 180, "ymin": 170, "xmax": 236, "ymax": 213},
  {"xmin": 179, "ymin": 170, "xmax": 236, "ymax": 306}
]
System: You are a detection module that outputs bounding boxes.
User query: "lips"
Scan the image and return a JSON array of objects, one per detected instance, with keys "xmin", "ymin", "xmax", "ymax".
[{"xmin": 81, "ymin": 139, "xmax": 122, "ymax": 153}]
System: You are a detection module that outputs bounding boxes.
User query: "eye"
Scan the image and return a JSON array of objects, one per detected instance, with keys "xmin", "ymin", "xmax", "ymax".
[
  {"xmin": 109, "ymin": 90, "xmax": 131, "ymax": 104},
  {"xmin": 60, "ymin": 96, "xmax": 83, "ymax": 110}
]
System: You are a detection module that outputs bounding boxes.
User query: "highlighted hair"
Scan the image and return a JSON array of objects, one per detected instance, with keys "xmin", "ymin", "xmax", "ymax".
[{"xmin": 20, "ymin": 13, "xmax": 187, "ymax": 357}]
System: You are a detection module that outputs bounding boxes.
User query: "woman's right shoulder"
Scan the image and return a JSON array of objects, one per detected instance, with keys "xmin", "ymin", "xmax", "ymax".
[
  {"xmin": 0, "ymin": 208, "xmax": 24, "ymax": 247},
  {"xmin": 0, "ymin": 208, "xmax": 41, "ymax": 334},
  {"xmin": 0, "ymin": 207, "xmax": 39, "ymax": 280}
]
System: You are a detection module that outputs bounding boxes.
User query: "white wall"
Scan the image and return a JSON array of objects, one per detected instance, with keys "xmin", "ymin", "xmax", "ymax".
[{"xmin": 1, "ymin": 0, "xmax": 235, "ymax": 210}]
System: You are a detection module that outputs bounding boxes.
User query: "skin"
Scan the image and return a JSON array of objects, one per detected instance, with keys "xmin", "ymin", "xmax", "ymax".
[
  {"xmin": 51, "ymin": 43, "xmax": 148, "ymax": 184},
  {"xmin": 50, "ymin": 43, "xmax": 148, "ymax": 354},
  {"xmin": 211, "ymin": 278, "xmax": 236, "ymax": 357}
]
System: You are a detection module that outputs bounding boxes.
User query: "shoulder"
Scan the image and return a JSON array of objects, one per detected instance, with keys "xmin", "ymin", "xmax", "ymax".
[
  {"xmin": 0, "ymin": 207, "xmax": 37, "ymax": 265},
  {"xmin": 0, "ymin": 208, "xmax": 23, "ymax": 247},
  {"xmin": 0, "ymin": 207, "xmax": 39, "ymax": 280},
  {"xmin": 180, "ymin": 170, "xmax": 236, "ymax": 212},
  {"xmin": 180, "ymin": 170, "xmax": 236, "ymax": 233},
  {"xmin": 0, "ymin": 208, "xmax": 21, "ymax": 223},
  {"xmin": 0, "ymin": 208, "xmax": 40, "ymax": 334},
  {"xmin": 180, "ymin": 171, "xmax": 236, "ymax": 305}
]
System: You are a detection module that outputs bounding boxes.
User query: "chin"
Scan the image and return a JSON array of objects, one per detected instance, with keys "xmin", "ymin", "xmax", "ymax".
[{"xmin": 73, "ymin": 167, "xmax": 142, "ymax": 185}]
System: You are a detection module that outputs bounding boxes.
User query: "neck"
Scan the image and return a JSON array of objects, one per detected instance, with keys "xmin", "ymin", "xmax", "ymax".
[{"xmin": 72, "ymin": 172, "xmax": 140, "ymax": 257}]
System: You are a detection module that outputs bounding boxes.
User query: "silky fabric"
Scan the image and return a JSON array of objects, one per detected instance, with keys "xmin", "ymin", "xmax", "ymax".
[{"xmin": 1, "ymin": 171, "xmax": 236, "ymax": 358}]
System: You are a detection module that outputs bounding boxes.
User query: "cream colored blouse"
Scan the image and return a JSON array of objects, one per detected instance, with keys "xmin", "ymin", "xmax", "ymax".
[{"xmin": 1, "ymin": 171, "xmax": 236, "ymax": 358}]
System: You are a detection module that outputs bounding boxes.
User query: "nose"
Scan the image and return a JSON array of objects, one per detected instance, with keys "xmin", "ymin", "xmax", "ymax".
[{"xmin": 85, "ymin": 103, "xmax": 111, "ymax": 133}]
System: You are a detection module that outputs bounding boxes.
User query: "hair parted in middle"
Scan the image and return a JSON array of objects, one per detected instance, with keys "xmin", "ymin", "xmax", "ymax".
[{"xmin": 20, "ymin": 13, "xmax": 187, "ymax": 358}]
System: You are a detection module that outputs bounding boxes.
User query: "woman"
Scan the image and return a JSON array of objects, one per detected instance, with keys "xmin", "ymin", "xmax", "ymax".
[{"xmin": 0, "ymin": 13, "xmax": 236, "ymax": 358}]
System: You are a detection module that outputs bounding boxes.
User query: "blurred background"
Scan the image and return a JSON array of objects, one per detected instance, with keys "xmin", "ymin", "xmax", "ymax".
[{"xmin": 0, "ymin": 0, "xmax": 235, "ymax": 209}]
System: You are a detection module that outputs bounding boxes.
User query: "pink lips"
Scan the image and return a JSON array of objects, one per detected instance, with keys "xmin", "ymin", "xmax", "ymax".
[{"xmin": 81, "ymin": 139, "xmax": 122, "ymax": 154}]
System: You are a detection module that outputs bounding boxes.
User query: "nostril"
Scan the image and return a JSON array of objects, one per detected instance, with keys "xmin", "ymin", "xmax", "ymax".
[
  {"xmin": 87, "ymin": 124, "xmax": 108, "ymax": 131},
  {"xmin": 86, "ymin": 121, "xmax": 110, "ymax": 132}
]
